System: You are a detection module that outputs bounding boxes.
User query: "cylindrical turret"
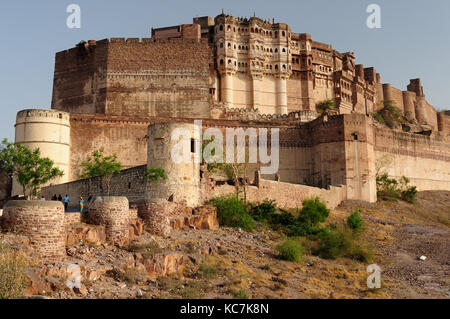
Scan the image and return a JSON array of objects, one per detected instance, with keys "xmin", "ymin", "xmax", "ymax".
[
  {"xmin": 402, "ymin": 91, "xmax": 417, "ymax": 122},
  {"xmin": 13, "ymin": 109, "xmax": 70, "ymax": 196},
  {"xmin": 2, "ymin": 200, "xmax": 66, "ymax": 263},
  {"xmin": 415, "ymin": 97, "xmax": 428, "ymax": 125},
  {"xmin": 146, "ymin": 122, "xmax": 201, "ymax": 207},
  {"xmin": 382, "ymin": 84, "xmax": 393, "ymax": 104}
]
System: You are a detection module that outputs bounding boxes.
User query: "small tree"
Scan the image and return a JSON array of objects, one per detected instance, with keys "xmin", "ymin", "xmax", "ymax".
[
  {"xmin": 316, "ymin": 99, "xmax": 336, "ymax": 114},
  {"xmin": 80, "ymin": 148, "xmax": 122, "ymax": 195},
  {"xmin": 0, "ymin": 139, "xmax": 64, "ymax": 198},
  {"xmin": 373, "ymin": 100, "xmax": 403, "ymax": 128},
  {"xmin": 144, "ymin": 168, "xmax": 167, "ymax": 182}
]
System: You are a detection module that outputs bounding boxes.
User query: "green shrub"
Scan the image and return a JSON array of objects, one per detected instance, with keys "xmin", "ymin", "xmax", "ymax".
[
  {"xmin": 401, "ymin": 186, "xmax": 417, "ymax": 204},
  {"xmin": 210, "ymin": 196, "xmax": 255, "ymax": 231},
  {"xmin": 276, "ymin": 239, "xmax": 303, "ymax": 262},
  {"xmin": 248, "ymin": 199, "xmax": 277, "ymax": 221},
  {"xmin": 315, "ymin": 226, "xmax": 373, "ymax": 263},
  {"xmin": 296, "ymin": 197, "xmax": 330, "ymax": 235},
  {"xmin": 347, "ymin": 209, "xmax": 363, "ymax": 232},
  {"xmin": 315, "ymin": 227, "xmax": 352, "ymax": 259},
  {"xmin": 348, "ymin": 244, "xmax": 373, "ymax": 263},
  {"xmin": 377, "ymin": 173, "xmax": 417, "ymax": 203}
]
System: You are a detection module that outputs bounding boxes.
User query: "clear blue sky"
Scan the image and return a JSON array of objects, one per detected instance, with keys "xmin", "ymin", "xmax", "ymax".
[{"xmin": 1, "ymin": 0, "xmax": 449, "ymax": 141}]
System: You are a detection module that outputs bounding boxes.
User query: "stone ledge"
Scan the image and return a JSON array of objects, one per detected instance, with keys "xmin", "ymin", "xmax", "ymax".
[{"xmin": 4, "ymin": 200, "xmax": 64, "ymax": 208}]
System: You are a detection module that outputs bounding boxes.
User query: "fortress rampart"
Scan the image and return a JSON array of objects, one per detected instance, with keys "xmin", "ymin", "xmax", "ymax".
[
  {"xmin": 52, "ymin": 38, "xmax": 213, "ymax": 119},
  {"xmin": 9, "ymin": 12, "xmax": 450, "ymax": 201}
]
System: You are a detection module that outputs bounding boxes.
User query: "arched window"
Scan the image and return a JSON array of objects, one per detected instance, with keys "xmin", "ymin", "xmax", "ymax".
[
  {"xmin": 251, "ymin": 27, "xmax": 254, "ymax": 33},
  {"xmin": 275, "ymin": 48, "xmax": 278, "ymax": 53},
  {"xmin": 228, "ymin": 43, "xmax": 231, "ymax": 48},
  {"xmin": 282, "ymin": 31, "xmax": 286, "ymax": 37},
  {"xmin": 220, "ymin": 42, "xmax": 223, "ymax": 48},
  {"xmin": 220, "ymin": 59, "xmax": 224, "ymax": 65},
  {"xmin": 275, "ymin": 64, "xmax": 278, "ymax": 70},
  {"xmin": 219, "ymin": 25, "xmax": 223, "ymax": 31},
  {"xmin": 282, "ymin": 48, "xmax": 286, "ymax": 53}
]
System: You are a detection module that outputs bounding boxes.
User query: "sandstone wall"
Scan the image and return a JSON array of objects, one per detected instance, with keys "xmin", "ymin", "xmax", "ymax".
[
  {"xmin": 69, "ymin": 114, "xmax": 150, "ymax": 180},
  {"xmin": 374, "ymin": 127, "xmax": 450, "ymax": 191},
  {"xmin": 52, "ymin": 41, "xmax": 108, "ymax": 114},
  {"xmin": 52, "ymin": 38, "xmax": 213, "ymax": 119},
  {"xmin": 437, "ymin": 112, "xmax": 450, "ymax": 136},
  {"xmin": 105, "ymin": 38, "xmax": 212, "ymax": 118},
  {"xmin": 42, "ymin": 166, "xmax": 148, "ymax": 208},
  {"xmin": 211, "ymin": 179, "xmax": 347, "ymax": 209}
]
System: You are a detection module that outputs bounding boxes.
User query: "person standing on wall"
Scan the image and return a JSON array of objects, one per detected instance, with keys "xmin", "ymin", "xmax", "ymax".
[
  {"xmin": 79, "ymin": 196, "xmax": 84, "ymax": 213},
  {"xmin": 63, "ymin": 194, "xmax": 70, "ymax": 211},
  {"xmin": 58, "ymin": 194, "xmax": 63, "ymax": 202}
]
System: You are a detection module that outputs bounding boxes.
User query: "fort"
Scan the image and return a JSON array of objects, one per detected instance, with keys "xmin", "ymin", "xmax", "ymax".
[{"xmin": 1, "ymin": 12, "xmax": 450, "ymax": 219}]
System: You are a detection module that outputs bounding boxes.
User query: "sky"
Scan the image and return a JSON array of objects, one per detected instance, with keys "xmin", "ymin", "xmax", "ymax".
[{"xmin": 0, "ymin": 0, "xmax": 449, "ymax": 141}]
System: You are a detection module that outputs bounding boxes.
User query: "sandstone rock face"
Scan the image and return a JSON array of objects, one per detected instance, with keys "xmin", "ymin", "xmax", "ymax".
[
  {"xmin": 2, "ymin": 201, "xmax": 66, "ymax": 263},
  {"xmin": 139, "ymin": 201, "xmax": 219, "ymax": 236},
  {"xmin": 24, "ymin": 268, "xmax": 52, "ymax": 296},
  {"xmin": 66, "ymin": 225, "xmax": 107, "ymax": 246},
  {"xmin": 88, "ymin": 196, "xmax": 130, "ymax": 245},
  {"xmin": 143, "ymin": 252, "xmax": 187, "ymax": 277},
  {"xmin": 170, "ymin": 206, "xmax": 219, "ymax": 231}
]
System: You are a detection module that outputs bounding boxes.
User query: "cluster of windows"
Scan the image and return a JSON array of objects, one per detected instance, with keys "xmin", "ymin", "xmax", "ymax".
[
  {"xmin": 317, "ymin": 53, "xmax": 332, "ymax": 61},
  {"xmin": 219, "ymin": 41, "xmax": 287, "ymax": 55},
  {"xmin": 318, "ymin": 65, "xmax": 333, "ymax": 73},
  {"xmin": 340, "ymin": 81, "xmax": 351, "ymax": 91},
  {"xmin": 341, "ymin": 93, "xmax": 352, "ymax": 102},
  {"xmin": 217, "ymin": 24, "xmax": 289, "ymax": 39}
]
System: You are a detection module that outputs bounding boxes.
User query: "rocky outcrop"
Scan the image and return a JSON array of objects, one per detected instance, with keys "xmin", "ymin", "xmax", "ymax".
[{"xmin": 170, "ymin": 206, "xmax": 219, "ymax": 230}]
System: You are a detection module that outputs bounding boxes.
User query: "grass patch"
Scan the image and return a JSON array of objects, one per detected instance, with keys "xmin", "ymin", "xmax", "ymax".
[
  {"xmin": 198, "ymin": 262, "xmax": 218, "ymax": 280},
  {"xmin": 276, "ymin": 239, "xmax": 303, "ymax": 262},
  {"xmin": 0, "ymin": 243, "xmax": 27, "ymax": 299},
  {"xmin": 128, "ymin": 240, "xmax": 162, "ymax": 259},
  {"xmin": 232, "ymin": 289, "xmax": 249, "ymax": 299}
]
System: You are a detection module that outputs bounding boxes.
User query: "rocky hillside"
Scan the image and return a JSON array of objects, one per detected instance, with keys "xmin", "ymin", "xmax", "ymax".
[{"xmin": 0, "ymin": 191, "xmax": 448, "ymax": 299}]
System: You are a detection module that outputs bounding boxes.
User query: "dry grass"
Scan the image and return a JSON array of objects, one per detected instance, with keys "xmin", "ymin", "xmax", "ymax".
[{"xmin": 0, "ymin": 242, "xmax": 28, "ymax": 299}]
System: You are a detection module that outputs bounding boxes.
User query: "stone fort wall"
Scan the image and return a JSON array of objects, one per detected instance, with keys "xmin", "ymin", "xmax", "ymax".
[
  {"xmin": 52, "ymin": 38, "xmax": 213, "ymax": 119},
  {"xmin": 374, "ymin": 127, "xmax": 450, "ymax": 191},
  {"xmin": 42, "ymin": 165, "xmax": 148, "ymax": 208},
  {"xmin": 42, "ymin": 113, "xmax": 450, "ymax": 205}
]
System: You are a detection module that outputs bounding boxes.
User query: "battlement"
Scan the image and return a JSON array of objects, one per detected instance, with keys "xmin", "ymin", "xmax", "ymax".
[{"xmin": 16, "ymin": 109, "xmax": 70, "ymax": 122}]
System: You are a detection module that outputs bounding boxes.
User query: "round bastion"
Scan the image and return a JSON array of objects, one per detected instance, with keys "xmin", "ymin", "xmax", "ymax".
[
  {"xmin": 88, "ymin": 196, "xmax": 130, "ymax": 244},
  {"xmin": 13, "ymin": 109, "xmax": 71, "ymax": 196},
  {"xmin": 2, "ymin": 200, "xmax": 66, "ymax": 263}
]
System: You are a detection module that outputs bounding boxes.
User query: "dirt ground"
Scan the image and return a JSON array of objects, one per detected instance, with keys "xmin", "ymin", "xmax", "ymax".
[
  {"xmin": 1, "ymin": 191, "xmax": 449, "ymax": 299},
  {"xmin": 337, "ymin": 191, "xmax": 450, "ymax": 299}
]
